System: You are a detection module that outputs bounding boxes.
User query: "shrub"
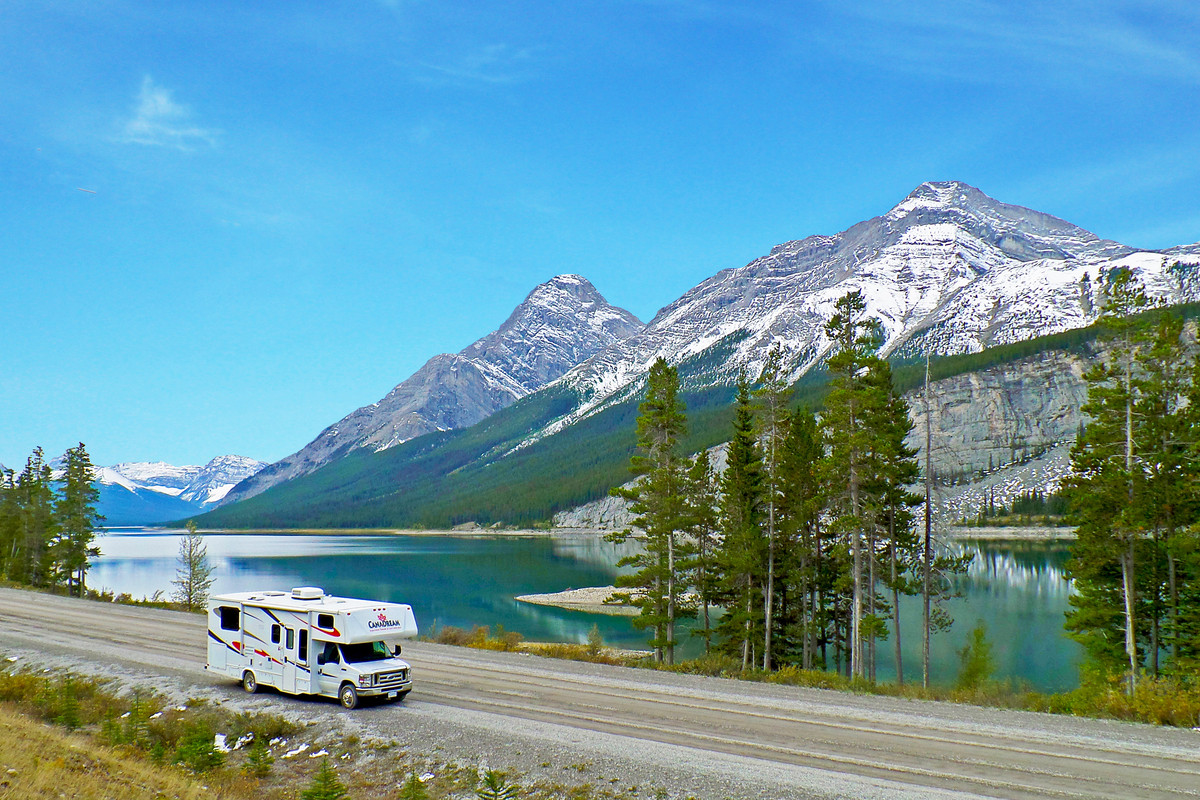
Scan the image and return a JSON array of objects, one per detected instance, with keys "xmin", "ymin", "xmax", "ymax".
[
  {"xmin": 243, "ymin": 735, "xmax": 274, "ymax": 778},
  {"xmin": 174, "ymin": 721, "xmax": 225, "ymax": 773},
  {"xmin": 476, "ymin": 769, "xmax": 520, "ymax": 799},
  {"xmin": 397, "ymin": 772, "xmax": 430, "ymax": 800},
  {"xmin": 956, "ymin": 621, "xmax": 996, "ymax": 691},
  {"xmin": 586, "ymin": 624, "xmax": 603, "ymax": 657},
  {"xmin": 302, "ymin": 758, "xmax": 349, "ymax": 800}
]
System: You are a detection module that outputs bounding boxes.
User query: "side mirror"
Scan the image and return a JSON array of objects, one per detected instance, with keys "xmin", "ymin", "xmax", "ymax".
[
  {"xmin": 316, "ymin": 653, "xmax": 326, "ymax": 665},
  {"xmin": 393, "ymin": 644, "xmax": 402, "ymax": 656}
]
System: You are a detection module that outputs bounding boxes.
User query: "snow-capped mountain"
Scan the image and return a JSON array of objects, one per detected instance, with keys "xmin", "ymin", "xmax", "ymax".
[
  {"xmin": 222, "ymin": 274, "xmax": 643, "ymax": 504},
  {"xmin": 107, "ymin": 455, "xmax": 268, "ymax": 505},
  {"xmin": 536, "ymin": 181, "xmax": 1200, "ymax": 440}
]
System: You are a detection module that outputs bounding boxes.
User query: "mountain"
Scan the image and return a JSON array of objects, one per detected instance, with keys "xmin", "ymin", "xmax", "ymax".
[
  {"xmin": 222, "ymin": 274, "xmax": 642, "ymax": 504},
  {"xmin": 198, "ymin": 181, "xmax": 1200, "ymax": 529},
  {"xmin": 95, "ymin": 456, "xmax": 266, "ymax": 525},
  {"xmin": 533, "ymin": 181, "xmax": 1198, "ymax": 443}
]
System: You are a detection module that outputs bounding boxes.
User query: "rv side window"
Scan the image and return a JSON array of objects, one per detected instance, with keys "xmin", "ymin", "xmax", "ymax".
[
  {"xmin": 271, "ymin": 624, "xmax": 281, "ymax": 644},
  {"xmin": 286, "ymin": 628, "xmax": 294, "ymax": 650},
  {"xmin": 317, "ymin": 613, "xmax": 334, "ymax": 629},
  {"xmin": 299, "ymin": 630, "xmax": 308, "ymax": 661},
  {"xmin": 219, "ymin": 606, "xmax": 240, "ymax": 632}
]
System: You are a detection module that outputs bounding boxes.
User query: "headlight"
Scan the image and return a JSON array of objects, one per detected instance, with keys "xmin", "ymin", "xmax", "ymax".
[{"xmin": 358, "ymin": 674, "xmax": 370, "ymax": 686}]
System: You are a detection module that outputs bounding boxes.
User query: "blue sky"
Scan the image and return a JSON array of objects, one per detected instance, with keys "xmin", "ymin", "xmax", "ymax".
[{"xmin": 2, "ymin": 0, "xmax": 1198, "ymax": 468}]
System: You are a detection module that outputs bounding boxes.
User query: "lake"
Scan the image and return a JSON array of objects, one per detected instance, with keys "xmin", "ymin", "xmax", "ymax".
[{"xmin": 88, "ymin": 529, "xmax": 1082, "ymax": 691}]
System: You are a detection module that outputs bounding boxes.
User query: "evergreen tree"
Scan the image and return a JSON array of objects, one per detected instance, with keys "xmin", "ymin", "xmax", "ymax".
[
  {"xmin": 52, "ymin": 443, "xmax": 103, "ymax": 596},
  {"xmin": 0, "ymin": 466, "xmax": 19, "ymax": 580},
  {"xmin": 302, "ymin": 758, "xmax": 349, "ymax": 800},
  {"xmin": 14, "ymin": 447, "xmax": 57, "ymax": 587},
  {"xmin": 776, "ymin": 406, "xmax": 824, "ymax": 669},
  {"xmin": 753, "ymin": 344, "xmax": 792, "ymax": 670},
  {"xmin": 820, "ymin": 291, "xmax": 887, "ymax": 680},
  {"xmin": 1064, "ymin": 268, "xmax": 1152, "ymax": 690},
  {"xmin": 869, "ymin": 366, "xmax": 922, "ymax": 684},
  {"xmin": 172, "ymin": 521, "xmax": 215, "ymax": 611},
  {"xmin": 713, "ymin": 374, "xmax": 763, "ymax": 668},
  {"xmin": 608, "ymin": 358, "xmax": 691, "ymax": 664},
  {"xmin": 682, "ymin": 451, "xmax": 719, "ymax": 653}
]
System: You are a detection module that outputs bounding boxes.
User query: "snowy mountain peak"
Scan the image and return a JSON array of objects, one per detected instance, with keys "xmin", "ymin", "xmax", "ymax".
[
  {"xmin": 532, "ymin": 182, "xmax": 1200, "ymax": 446},
  {"xmin": 220, "ymin": 274, "xmax": 644, "ymax": 505},
  {"xmin": 100, "ymin": 456, "xmax": 266, "ymax": 505}
]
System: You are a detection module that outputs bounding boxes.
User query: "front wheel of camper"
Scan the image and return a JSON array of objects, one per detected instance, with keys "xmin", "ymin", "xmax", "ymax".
[
  {"xmin": 339, "ymin": 684, "xmax": 359, "ymax": 709},
  {"xmin": 242, "ymin": 671, "xmax": 258, "ymax": 694}
]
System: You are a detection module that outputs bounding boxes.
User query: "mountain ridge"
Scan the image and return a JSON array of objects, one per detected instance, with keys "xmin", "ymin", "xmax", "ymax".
[{"xmin": 221, "ymin": 274, "xmax": 643, "ymax": 505}]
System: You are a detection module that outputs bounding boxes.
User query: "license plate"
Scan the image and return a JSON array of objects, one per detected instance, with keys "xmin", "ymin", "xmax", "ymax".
[{"xmin": 388, "ymin": 691, "xmax": 397, "ymax": 699}]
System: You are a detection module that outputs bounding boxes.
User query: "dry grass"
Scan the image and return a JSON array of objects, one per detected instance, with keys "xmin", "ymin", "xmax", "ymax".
[{"xmin": 0, "ymin": 704, "xmax": 234, "ymax": 800}]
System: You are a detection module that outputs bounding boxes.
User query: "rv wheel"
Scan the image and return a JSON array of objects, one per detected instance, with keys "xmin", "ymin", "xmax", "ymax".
[
  {"xmin": 339, "ymin": 684, "xmax": 359, "ymax": 710},
  {"xmin": 242, "ymin": 671, "xmax": 258, "ymax": 694}
]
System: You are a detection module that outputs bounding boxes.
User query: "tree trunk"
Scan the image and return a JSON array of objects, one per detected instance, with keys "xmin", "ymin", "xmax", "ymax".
[
  {"xmin": 890, "ymin": 522, "xmax": 903, "ymax": 685},
  {"xmin": 667, "ymin": 530, "xmax": 675, "ymax": 666},
  {"xmin": 922, "ymin": 352, "xmax": 933, "ymax": 690},
  {"xmin": 1122, "ymin": 542, "xmax": 1138, "ymax": 692}
]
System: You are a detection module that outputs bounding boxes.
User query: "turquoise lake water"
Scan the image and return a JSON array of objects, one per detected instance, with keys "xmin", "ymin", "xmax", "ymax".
[{"xmin": 88, "ymin": 530, "xmax": 1082, "ymax": 691}]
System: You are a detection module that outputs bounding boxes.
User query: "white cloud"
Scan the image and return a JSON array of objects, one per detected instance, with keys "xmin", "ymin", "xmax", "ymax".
[
  {"xmin": 416, "ymin": 44, "xmax": 539, "ymax": 86},
  {"xmin": 120, "ymin": 76, "xmax": 219, "ymax": 150}
]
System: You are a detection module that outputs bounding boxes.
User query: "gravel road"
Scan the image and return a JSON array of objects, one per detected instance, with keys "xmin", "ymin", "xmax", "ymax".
[{"xmin": 2, "ymin": 587, "xmax": 1197, "ymax": 800}]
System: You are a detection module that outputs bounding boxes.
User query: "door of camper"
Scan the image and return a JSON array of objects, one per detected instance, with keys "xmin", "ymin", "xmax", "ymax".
[{"xmin": 281, "ymin": 624, "xmax": 310, "ymax": 694}]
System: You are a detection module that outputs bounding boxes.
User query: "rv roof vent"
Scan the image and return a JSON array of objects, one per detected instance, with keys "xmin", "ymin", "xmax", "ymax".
[
  {"xmin": 262, "ymin": 591, "xmax": 287, "ymax": 597},
  {"xmin": 291, "ymin": 587, "xmax": 324, "ymax": 600}
]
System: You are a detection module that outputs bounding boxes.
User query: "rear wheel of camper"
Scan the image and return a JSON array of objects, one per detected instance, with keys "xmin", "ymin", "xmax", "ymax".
[
  {"xmin": 339, "ymin": 683, "xmax": 359, "ymax": 710},
  {"xmin": 242, "ymin": 671, "xmax": 258, "ymax": 694}
]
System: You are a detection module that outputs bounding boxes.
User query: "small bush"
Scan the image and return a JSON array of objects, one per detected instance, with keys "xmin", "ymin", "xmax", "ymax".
[
  {"xmin": 586, "ymin": 625, "xmax": 603, "ymax": 657},
  {"xmin": 477, "ymin": 769, "xmax": 520, "ymax": 800},
  {"xmin": 243, "ymin": 735, "xmax": 274, "ymax": 778},
  {"xmin": 302, "ymin": 758, "xmax": 349, "ymax": 800},
  {"xmin": 956, "ymin": 621, "xmax": 996, "ymax": 691},
  {"xmin": 397, "ymin": 772, "xmax": 430, "ymax": 800},
  {"xmin": 174, "ymin": 721, "xmax": 225, "ymax": 773}
]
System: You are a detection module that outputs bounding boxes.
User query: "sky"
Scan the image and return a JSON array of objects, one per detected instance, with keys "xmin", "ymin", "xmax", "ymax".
[{"xmin": 2, "ymin": 0, "xmax": 1199, "ymax": 469}]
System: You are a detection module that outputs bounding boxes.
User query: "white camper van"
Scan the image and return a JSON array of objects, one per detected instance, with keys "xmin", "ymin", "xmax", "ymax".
[{"xmin": 205, "ymin": 586, "xmax": 418, "ymax": 709}]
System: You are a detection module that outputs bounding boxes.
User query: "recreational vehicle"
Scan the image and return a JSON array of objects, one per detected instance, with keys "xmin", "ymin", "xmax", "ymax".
[{"xmin": 205, "ymin": 586, "xmax": 418, "ymax": 709}]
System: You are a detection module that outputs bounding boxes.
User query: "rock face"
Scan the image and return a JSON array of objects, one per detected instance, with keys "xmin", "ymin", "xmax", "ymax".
[
  {"xmin": 223, "ymin": 275, "xmax": 643, "ymax": 504},
  {"xmin": 554, "ymin": 350, "xmax": 1094, "ymax": 530},
  {"xmin": 912, "ymin": 351, "xmax": 1090, "ymax": 479},
  {"xmin": 536, "ymin": 182, "xmax": 1200, "ymax": 444}
]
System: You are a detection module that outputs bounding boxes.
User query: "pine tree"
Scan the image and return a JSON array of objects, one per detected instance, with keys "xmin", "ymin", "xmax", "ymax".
[
  {"xmin": 0, "ymin": 467, "xmax": 19, "ymax": 580},
  {"xmin": 713, "ymin": 374, "xmax": 763, "ymax": 669},
  {"xmin": 52, "ymin": 443, "xmax": 103, "ymax": 596},
  {"xmin": 1064, "ymin": 268, "xmax": 1152, "ymax": 690},
  {"xmin": 753, "ymin": 344, "xmax": 792, "ymax": 670},
  {"xmin": 776, "ymin": 406, "xmax": 824, "ymax": 669},
  {"xmin": 302, "ymin": 758, "xmax": 349, "ymax": 800},
  {"xmin": 14, "ymin": 448, "xmax": 57, "ymax": 587},
  {"xmin": 608, "ymin": 358, "xmax": 691, "ymax": 664},
  {"xmin": 682, "ymin": 451, "xmax": 719, "ymax": 653},
  {"xmin": 821, "ymin": 291, "xmax": 887, "ymax": 680},
  {"xmin": 476, "ymin": 770, "xmax": 520, "ymax": 800},
  {"xmin": 172, "ymin": 521, "xmax": 215, "ymax": 611},
  {"xmin": 397, "ymin": 772, "xmax": 429, "ymax": 800}
]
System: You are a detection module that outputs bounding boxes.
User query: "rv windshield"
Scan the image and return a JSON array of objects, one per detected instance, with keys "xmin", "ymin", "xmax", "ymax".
[{"xmin": 339, "ymin": 641, "xmax": 391, "ymax": 663}]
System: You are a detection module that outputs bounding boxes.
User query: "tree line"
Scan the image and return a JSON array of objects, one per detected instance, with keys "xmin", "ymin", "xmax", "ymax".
[
  {"xmin": 1064, "ymin": 269, "xmax": 1200, "ymax": 689},
  {"xmin": 610, "ymin": 291, "xmax": 968, "ymax": 685},
  {"xmin": 0, "ymin": 443, "xmax": 103, "ymax": 595}
]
